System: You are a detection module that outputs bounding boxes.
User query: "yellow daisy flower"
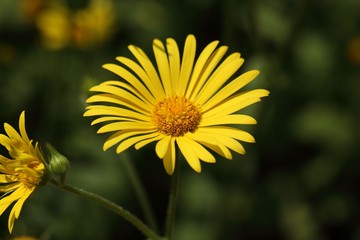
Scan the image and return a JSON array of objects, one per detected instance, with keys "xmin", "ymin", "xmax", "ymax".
[
  {"xmin": 0, "ymin": 111, "xmax": 46, "ymax": 233},
  {"xmin": 84, "ymin": 34, "xmax": 269, "ymax": 175}
]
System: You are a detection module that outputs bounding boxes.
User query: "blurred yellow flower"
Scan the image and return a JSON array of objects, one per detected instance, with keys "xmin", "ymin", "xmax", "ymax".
[
  {"xmin": 73, "ymin": 0, "xmax": 116, "ymax": 48},
  {"xmin": 0, "ymin": 112, "xmax": 46, "ymax": 233},
  {"xmin": 84, "ymin": 35, "xmax": 269, "ymax": 174},
  {"xmin": 35, "ymin": 2, "xmax": 71, "ymax": 49},
  {"xmin": 35, "ymin": 0, "xmax": 116, "ymax": 50}
]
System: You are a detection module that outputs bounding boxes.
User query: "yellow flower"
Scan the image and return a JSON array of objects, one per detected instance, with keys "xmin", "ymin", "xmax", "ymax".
[
  {"xmin": 84, "ymin": 35, "xmax": 269, "ymax": 174},
  {"xmin": 0, "ymin": 111, "xmax": 46, "ymax": 233},
  {"xmin": 72, "ymin": 0, "xmax": 116, "ymax": 48},
  {"xmin": 35, "ymin": 0, "xmax": 116, "ymax": 50},
  {"xmin": 36, "ymin": 2, "xmax": 71, "ymax": 50}
]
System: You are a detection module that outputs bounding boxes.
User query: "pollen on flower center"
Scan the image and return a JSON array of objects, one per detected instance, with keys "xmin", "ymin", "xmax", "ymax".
[{"xmin": 152, "ymin": 95, "xmax": 201, "ymax": 137}]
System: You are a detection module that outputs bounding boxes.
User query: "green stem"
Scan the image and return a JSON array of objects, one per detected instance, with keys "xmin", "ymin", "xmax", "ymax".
[
  {"xmin": 165, "ymin": 162, "xmax": 180, "ymax": 240},
  {"xmin": 122, "ymin": 158, "xmax": 159, "ymax": 232},
  {"xmin": 50, "ymin": 178, "xmax": 162, "ymax": 240}
]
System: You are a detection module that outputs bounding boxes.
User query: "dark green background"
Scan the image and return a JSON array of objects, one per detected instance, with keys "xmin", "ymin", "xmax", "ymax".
[{"xmin": 0, "ymin": 0, "xmax": 359, "ymax": 239}]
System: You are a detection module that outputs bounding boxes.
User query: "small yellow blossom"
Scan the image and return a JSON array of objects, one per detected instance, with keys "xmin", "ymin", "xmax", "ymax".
[
  {"xmin": 72, "ymin": 0, "xmax": 116, "ymax": 48},
  {"xmin": 0, "ymin": 112, "xmax": 46, "ymax": 233},
  {"xmin": 35, "ymin": 2, "xmax": 71, "ymax": 49},
  {"xmin": 35, "ymin": 0, "xmax": 116, "ymax": 50}
]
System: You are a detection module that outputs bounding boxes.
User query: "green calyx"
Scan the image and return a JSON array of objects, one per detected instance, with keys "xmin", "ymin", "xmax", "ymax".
[{"xmin": 45, "ymin": 143, "xmax": 70, "ymax": 175}]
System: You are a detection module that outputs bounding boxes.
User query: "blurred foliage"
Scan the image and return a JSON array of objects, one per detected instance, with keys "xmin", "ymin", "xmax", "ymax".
[{"xmin": 0, "ymin": 0, "xmax": 359, "ymax": 239}]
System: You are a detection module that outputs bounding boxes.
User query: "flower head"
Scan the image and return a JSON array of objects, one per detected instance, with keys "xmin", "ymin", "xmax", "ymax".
[
  {"xmin": 0, "ymin": 111, "xmax": 46, "ymax": 233},
  {"xmin": 84, "ymin": 34, "xmax": 269, "ymax": 174},
  {"xmin": 35, "ymin": 0, "xmax": 116, "ymax": 50}
]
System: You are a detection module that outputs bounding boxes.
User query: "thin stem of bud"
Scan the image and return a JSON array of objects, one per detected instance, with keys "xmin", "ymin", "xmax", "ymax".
[{"xmin": 50, "ymin": 178, "xmax": 163, "ymax": 240}]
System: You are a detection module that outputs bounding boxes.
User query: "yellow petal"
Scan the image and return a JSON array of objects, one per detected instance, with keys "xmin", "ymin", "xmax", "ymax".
[
  {"xmin": 84, "ymin": 105, "xmax": 151, "ymax": 122},
  {"xmin": 186, "ymin": 132, "xmax": 233, "ymax": 159},
  {"xmin": 90, "ymin": 116, "xmax": 134, "ymax": 125},
  {"xmin": 134, "ymin": 134, "xmax": 163, "ymax": 150},
  {"xmin": 178, "ymin": 34, "xmax": 196, "ymax": 96},
  {"xmin": 0, "ymin": 174, "xmax": 14, "ymax": 183},
  {"xmin": 14, "ymin": 189, "xmax": 31, "ymax": 219},
  {"xmin": 128, "ymin": 45, "xmax": 165, "ymax": 99},
  {"xmin": 99, "ymin": 80, "xmax": 155, "ymax": 106},
  {"xmin": 166, "ymin": 38, "xmax": 180, "ymax": 93},
  {"xmin": 176, "ymin": 137, "xmax": 201, "ymax": 172},
  {"xmin": 86, "ymin": 94, "xmax": 151, "ymax": 117},
  {"xmin": 0, "ymin": 134, "xmax": 11, "ymax": 149},
  {"xmin": 202, "ymin": 89, "xmax": 270, "ymax": 118},
  {"xmin": 104, "ymin": 129, "xmax": 156, "ymax": 151},
  {"xmin": 188, "ymin": 45, "xmax": 228, "ymax": 101},
  {"xmin": 155, "ymin": 135, "xmax": 171, "ymax": 159},
  {"xmin": 211, "ymin": 134, "xmax": 245, "ymax": 154},
  {"xmin": 114, "ymin": 58, "xmax": 158, "ymax": 103},
  {"xmin": 4, "ymin": 123, "xmax": 23, "ymax": 144},
  {"xmin": 200, "ymin": 114, "xmax": 257, "ymax": 127},
  {"xmin": 185, "ymin": 40, "xmax": 219, "ymax": 98},
  {"xmin": 0, "ymin": 199, "xmax": 14, "ymax": 218},
  {"xmin": 15, "ymin": 167, "xmax": 38, "ymax": 180},
  {"xmin": 197, "ymin": 129, "xmax": 246, "ymax": 154},
  {"xmin": 199, "ymin": 126, "xmax": 255, "ymax": 143},
  {"xmin": 115, "ymin": 132, "xmax": 159, "ymax": 154},
  {"xmin": 195, "ymin": 53, "xmax": 244, "ymax": 105},
  {"xmin": 8, "ymin": 188, "xmax": 32, "ymax": 233},
  {"xmin": 97, "ymin": 122, "xmax": 155, "ymax": 133},
  {"xmin": 0, "ymin": 187, "xmax": 26, "ymax": 215},
  {"xmin": 88, "ymin": 85, "xmax": 150, "ymax": 112},
  {"xmin": 201, "ymin": 70, "xmax": 260, "ymax": 112},
  {"xmin": 183, "ymin": 136, "xmax": 216, "ymax": 163},
  {"xmin": 19, "ymin": 111, "xmax": 30, "ymax": 144},
  {"xmin": 0, "ymin": 183, "xmax": 20, "ymax": 194},
  {"xmin": 102, "ymin": 64, "xmax": 156, "ymax": 105},
  {"xmin": 153, "ymin": 38, "xmax": 172, "ymax": 95},
  {"xmin": 162, "ymin": 137, "xmax": 176, "ymax": 175}
]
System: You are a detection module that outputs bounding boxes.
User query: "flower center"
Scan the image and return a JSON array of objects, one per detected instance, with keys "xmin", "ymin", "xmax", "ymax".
[
  {"xmin": 152, "ymin": 95, "xmax": 201, "ymax": 137},
  {"xmin": 17, "ymin": 161, "xmax": 45, "ymax": 187}
]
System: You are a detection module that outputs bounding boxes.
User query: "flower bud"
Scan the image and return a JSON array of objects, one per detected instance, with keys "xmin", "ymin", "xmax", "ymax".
[{"xmin": 45, "ymin": 143, "xmax": 70, "ymax": 175}]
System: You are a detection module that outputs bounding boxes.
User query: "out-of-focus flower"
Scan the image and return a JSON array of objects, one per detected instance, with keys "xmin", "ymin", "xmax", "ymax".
[
  {"xmin": 72, "ymin": 0, "xmax": 116, "ymax": 48},
  {"xmin": 35, "ymin": 0, "xmax": 116, "ymax": 50},
  {"xmin": 84, "ymin": 35, "xmax": 269, "ymax": 174},
  {"xmin": 0, "ymin": 111, "xmax": 46, "ymax": 233},
  {"xmin": 35, "ymin": 2, "xmax": 71, "ymax": 49}
]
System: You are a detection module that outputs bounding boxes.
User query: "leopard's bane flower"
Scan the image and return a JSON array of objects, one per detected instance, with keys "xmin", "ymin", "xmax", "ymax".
[
  {"xmin": 0, "ymin": 111, "xmax": 46, "ymax": 233},
  {"xmin": 84, "ymin": 34, "xmax": 269, "ymax": 174}
]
